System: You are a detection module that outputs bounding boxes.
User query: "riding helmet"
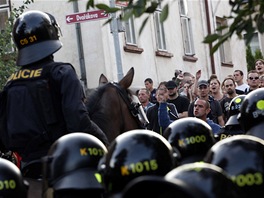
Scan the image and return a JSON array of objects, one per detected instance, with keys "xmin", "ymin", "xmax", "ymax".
[
  {"xmin": 12, "ymin": 10, "xmax": 62, "ymax": 66},
  {"xmin": 99, "ymin": 129, "xmax": 177, "ymax": 196},
  {"xmin": 42, "ymin": 132, "xmax": 107, "ymax": 195},
  {"xmin": 204, "ymin": 135, "xmax": 264, "ymax": 197},
  {"xmin": 163, "ymin": 117, "xmax": 215, "ymax": 164},
  {"xmin": 0, "ymin": 158, "xmax": 29, "ymax": 198}
]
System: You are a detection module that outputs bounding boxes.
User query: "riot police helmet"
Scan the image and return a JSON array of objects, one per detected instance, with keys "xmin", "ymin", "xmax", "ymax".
[
  {"xmin": 42, "ymin": 132, "xmax": 107, "ymax": 196},
  {"xmin": 99, "ymin": 129, "xmax": 177, "ymax": 196},
  {"xmin": 164, "ymin": 117, "xmax": 215, "ymax": 164},
  {"xmin": 12, "ymin": 10, "xmax": 62, "ymax": 66}
]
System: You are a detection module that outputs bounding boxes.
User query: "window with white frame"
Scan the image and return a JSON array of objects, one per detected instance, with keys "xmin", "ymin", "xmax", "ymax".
[
  {"xmin": 0, "ymin": 0, "xmax": 9, "ymax": 34},
  {"xmin": 1, "ymin": 0, "xmax": 12, "ymax": 54},
  {"xmin": 154, "ymin": 4, "xmax": 166, "ymax": 51},
  {"xmin": 179, "ymin": 0, "xmax": 195, "ymax": 55},
  {"xmin": 0, "ymin": 0, "xmax": 8, "ymax": 6},
  {"xmin": 216, "ymin": 17, "xmax": 232, "ymax": 64},
  {"xmin": 124, "ymin": 16, "xmax": 137, "ymax": 45}
]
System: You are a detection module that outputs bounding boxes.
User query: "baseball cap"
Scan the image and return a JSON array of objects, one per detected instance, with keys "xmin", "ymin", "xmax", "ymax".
[
  {"xmin": 166, "ymin": 80, "xmax": 177, "ymax": 89},
  {"xmin": 198, "ymin": 80, "xmax": 209, "ymax": 87}
]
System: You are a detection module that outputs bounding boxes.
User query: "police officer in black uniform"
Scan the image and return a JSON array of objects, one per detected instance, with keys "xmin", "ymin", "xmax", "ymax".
[{"xmin": 0, "ymin": 10, "xmax": 108, "ymax": 177}]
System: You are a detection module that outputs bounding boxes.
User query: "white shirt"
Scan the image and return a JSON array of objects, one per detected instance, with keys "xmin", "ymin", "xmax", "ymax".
[{"xmin": 236, "ymin": 83, "xmax": 249, "ymax": 92}]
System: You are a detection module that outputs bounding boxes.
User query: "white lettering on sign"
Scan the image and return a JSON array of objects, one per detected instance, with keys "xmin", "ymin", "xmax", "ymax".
[
  {"xmin": 77, "ymin": 13, "xmax": 98, "ymax": 21},
  {"xmin": 66, "ymin": 10, "xmax": 109, "ymax": 24}
]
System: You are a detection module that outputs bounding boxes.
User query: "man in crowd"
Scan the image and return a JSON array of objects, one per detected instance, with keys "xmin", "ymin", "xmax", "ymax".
[
  {"xmin": 193, "ymin": 98, "xmax": 222, "ymax": 134},
  {"xmin": 233, "ymin": 69, "xmax": 249, "ymax": 94},
  {"xmin": 144, "ymin": 78, "xmax": 157, "ymax": 103},
  {"xmin": 166, "ymin": 80, "xmax": 190, "ymax": 118},
  {"xmin": 146, "ymin": 87, "xmax": 178, "ymax": 135},
  {"xmin": 188, "ymin": 80, "xmax": 225, "ymax": 126},
  {"xmin": 245, "ymin": 70, "xmax": 260, "ymax": 94},
  {"xmin": 137, "ymin": 88, "xmax": 154, "ymax": 113},
  {"xmin": 220, "ymin": 77, "xmax": 238, "ymax": 123}
]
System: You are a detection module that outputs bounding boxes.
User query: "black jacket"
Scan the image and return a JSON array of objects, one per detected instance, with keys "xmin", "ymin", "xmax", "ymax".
[
  {"xmin": 146, "ymin": 102, "xmax": 178, "ymax": 135},
  {"xmin": 2, "ymin": 58, "xmax": 108, "ymax": 162}
]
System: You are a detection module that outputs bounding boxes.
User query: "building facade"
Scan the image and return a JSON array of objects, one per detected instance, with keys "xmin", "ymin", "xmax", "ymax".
[{"xmin": 0, "ymin": 0, "xmax": 259, "ymax": 90}]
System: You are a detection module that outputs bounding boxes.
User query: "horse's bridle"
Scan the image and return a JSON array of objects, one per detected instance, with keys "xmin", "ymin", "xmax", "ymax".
[{"xmin": 112, "ymin": 82, "xmax": 149, "ymax": 128}]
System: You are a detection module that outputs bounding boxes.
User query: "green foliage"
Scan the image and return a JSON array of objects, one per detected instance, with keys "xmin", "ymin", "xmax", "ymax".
[
  {"xmin": 204, "ymin": 0, "xmax": 264, "ymax": 54},
  {"xmin": 246, "ymin": 45, "xmax": 255, "ymax": 71},
  {"xmin": 255, "ymin": 48, "xmax": 264, "ymax": 60},
  {"xmin": 69, "ymin": 0, "xmax": 168, "ymax": 35},
  {"xmin": 0, "ymin": 0, "xmax": 34, "ymax": 90},
  {"xmin": 246, "ymin": 45, "xmax": 264, "ymax": 71},
  {"xmin": 0, "ymin": 19, "xmax": 17, "ymax": 90}
]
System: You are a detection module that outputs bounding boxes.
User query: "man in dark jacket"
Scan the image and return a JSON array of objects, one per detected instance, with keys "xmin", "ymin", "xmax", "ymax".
[{"xmin": 146, "ymin": 87, "xmax": 178, "ymax": 135}]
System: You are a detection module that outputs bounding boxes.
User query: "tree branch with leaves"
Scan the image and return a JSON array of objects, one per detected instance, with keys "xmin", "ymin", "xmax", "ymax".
[{"xmin": 0, "ymin": 0, "xmax": 34, "ymax": 90}]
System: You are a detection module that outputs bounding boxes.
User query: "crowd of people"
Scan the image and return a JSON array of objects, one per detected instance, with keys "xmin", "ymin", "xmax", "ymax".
[
  {"xmin": 1, "ymin": 10, "xmax": 264, "ymax": 198},
  {"xmin": 139, "ymin": 60, "xmax": 264, "ymax": 137}
]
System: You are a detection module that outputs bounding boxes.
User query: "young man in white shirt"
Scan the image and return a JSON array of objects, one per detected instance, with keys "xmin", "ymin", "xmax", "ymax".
[{"xmin": 233, "ymin": 70, "xmax": 249, "ymax": 94}]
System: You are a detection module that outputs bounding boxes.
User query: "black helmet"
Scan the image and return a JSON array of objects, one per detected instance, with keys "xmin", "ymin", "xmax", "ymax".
[
  {"xmin": 226, "ymin": 95, "xmax": 246, "ymax": 126},
  {"xmin": 237, "ymin": 88, "xmax": 264, "ymax": 132},
  {"xmin": 165, "ymin": 162, "xmax": 242, "ymax": 198},
  {"xmin": 99, "ymin": 129, "xmax": 176, "ymax": 195},
  {"xmin": 42, "ymin": 132, "xmax": 107, "ymax": 195},
  {"xmin": 120, "ymin": 175, "xmax": 204, "ymax": 198},
  {"xmin": 163, "ymin": 117, "xmax": 215, "ymax": 164},
  {"xmin": 204, "ymin": 135, "xmax": 264, "ymax": 197},
  {"xmin": 12, "ymin": 10, "xmax": 62, "ymax": 66},
  {"xmin": 0, "ymin": 158, "xmax": 28, "ymax": 198}
]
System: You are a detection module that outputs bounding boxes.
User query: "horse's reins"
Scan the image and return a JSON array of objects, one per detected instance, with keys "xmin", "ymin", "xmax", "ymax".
[{"xmin": 112, "ymin": 82, "xmax": 143, "ymax": 129}]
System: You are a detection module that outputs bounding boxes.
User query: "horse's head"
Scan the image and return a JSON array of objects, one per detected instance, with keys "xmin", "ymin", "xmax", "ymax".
[{"xmin": 87, "ymin": 67, "xmax": 148, "ymax": 143}]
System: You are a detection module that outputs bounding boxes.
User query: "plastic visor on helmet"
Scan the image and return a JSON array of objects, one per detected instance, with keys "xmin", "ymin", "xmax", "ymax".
[
  {"xmin": 42, "ymin": 133, "xmax": 107, "ymax": 195},
  {"xmin": 164, "ymin": 117, "xmax": 215, "ymax": 164},
  {"xmin": 0, "ymin": 158, "xmax": 28, "ymax": 198},
  {"xmin": 203, "ymin": 135, "xmax": 264, "ymax": 197},
  {"xmin": 99, "ymin": 129, "xmax": 176, "ymax": 195},
  {"xmin": 165, "ymin": 162, "xmax": 243, "ymax": 198},
  {"xmin": 226, "ymin": 95, "xmax": 246, "ymax": 126},
  {"xmin": 237, "ymin": 88, "xmax": 264, "ymax": 132},
  {"xmin": 12, "ymin": 10, "xmax": 62, "ymax": 66}
]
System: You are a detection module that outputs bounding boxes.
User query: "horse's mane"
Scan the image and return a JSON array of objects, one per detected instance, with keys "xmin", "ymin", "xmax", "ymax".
[
  {"xmin": 86, "ymin": 83, "xmax": 110, "ymax": 114},
  {"xmin": 86, "ymin": 82, "xmax": 135, "ymax": 114}
]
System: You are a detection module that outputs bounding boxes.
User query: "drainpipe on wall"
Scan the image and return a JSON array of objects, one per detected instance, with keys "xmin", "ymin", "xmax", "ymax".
[
  {"xmin": 109, "ymin": 0, "xmax": 124, "ymax": 81},
  {"xmin": 73, "ymin": 1, "xmax": 88, "ymax": 90},
  {"xmin": 204, "ymin": 0, "xmax": 216, "ymax": 74}
]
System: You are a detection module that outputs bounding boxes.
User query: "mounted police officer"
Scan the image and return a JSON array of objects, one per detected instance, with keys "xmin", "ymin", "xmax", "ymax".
[{"xmin": 0, "ymin": 10, "xmax": 108, "ymax": 178}]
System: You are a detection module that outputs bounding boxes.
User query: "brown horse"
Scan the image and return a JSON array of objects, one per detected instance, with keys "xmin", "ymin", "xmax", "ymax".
[{"xmin": 86, "ymin": 67, "xmax": 148, "ymax": 143}]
